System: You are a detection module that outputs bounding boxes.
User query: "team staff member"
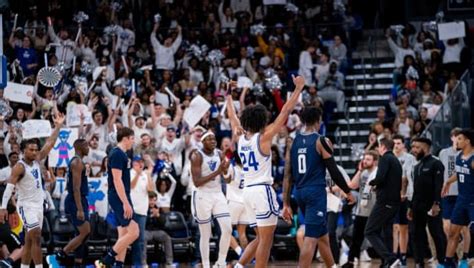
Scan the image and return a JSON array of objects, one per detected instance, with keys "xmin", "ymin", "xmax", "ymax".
[
  {"xmin": 364, "ymin": 138, "xmax": 402, "ymax": 267},
  {"xmin": 408, "ymin": 137, "xmax": 446, "ymax": 267}
]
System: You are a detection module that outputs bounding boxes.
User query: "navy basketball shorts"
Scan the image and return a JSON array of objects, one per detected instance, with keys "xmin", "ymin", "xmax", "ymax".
[
  {"xmin": 295, "ymin": 186, "xmax": 327, "ymax": 238},
  {"xmin": 65, "ymin": 194, "xmax": 90, "ymax": 227},
  {"xmin": 442, "ymin": 195, "xmax": 458, "ymax": 220},
  {"xmin": 450, "ymin": 197, "xmax": 474, "ymax": 227},
  {"xmin": 109, "ymin": 194, "xmax": 134, "ymax": 227}
]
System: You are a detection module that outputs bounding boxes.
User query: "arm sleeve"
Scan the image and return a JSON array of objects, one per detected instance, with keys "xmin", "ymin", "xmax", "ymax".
[
  {"xmin": 323, "ymin": 158, "xmax": 351, "ymax": 193},
  {"xmin": 433, "ymin": 160, "xmax": 444, "ymax": 203},
  {"xmin": 369, "ymin": 156, "xmax": 389, "ymax": 186}
]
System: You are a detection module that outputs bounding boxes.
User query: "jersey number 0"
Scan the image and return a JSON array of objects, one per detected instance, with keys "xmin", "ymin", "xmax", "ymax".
[{"xmin": 298, "ymin": 154, "xmax": 306, "ymax": 174}]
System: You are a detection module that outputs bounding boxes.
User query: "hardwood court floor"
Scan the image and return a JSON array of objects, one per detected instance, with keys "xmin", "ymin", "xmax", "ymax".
[{"xmin": 176, "ymin": 259, "xmax": 434, "ymax": 267}]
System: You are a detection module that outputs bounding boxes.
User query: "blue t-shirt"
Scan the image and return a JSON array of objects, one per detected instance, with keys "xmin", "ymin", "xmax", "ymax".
[
  {"xmin": 107, "ymin": 147, "xmax": 131, "ymax": 199},
  {"xmin": 290, "ymin": 132, "xmax": 326, "ymax": 189},
  {"xmin": 15, "ymin": 46, "xmax": 37, "ymax": 77}
]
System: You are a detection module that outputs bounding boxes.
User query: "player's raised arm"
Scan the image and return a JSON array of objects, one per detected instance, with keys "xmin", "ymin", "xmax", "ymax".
[
  {"xmin": 261, "ymin": 75, "xmax": 305, "ymax": 145},
  {"xmin": 225, "ymin": 82, "xmax": 243, "ymax": 136},
  {"xmin": 38, "ymin": 112, "xmax": 66, "ymax": 160},
  {"xmin": 0, "ymin": 163, "xmax": 25, "ymax": 222}
]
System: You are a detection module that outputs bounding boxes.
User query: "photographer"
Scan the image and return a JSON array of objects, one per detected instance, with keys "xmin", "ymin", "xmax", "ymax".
[{"xmin": 317, "ymin": 61, "xmax": 346, "ymax": 112}]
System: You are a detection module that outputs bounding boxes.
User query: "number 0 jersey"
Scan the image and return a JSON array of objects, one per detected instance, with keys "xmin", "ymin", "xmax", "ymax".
[
  {"xmin": 456, "ymin": 152, "xmax": 474, "ymax": 200},
  {"xmin": 226, "ymin": 164, "xmax": 245, "ymax": 203},
  {"xmin": 237, "ymin": 134, "xmax": 273, "ymax": 186},
  {"xmin": 290, "ymin": 132, "xmax": 326, "ymax": 189}
]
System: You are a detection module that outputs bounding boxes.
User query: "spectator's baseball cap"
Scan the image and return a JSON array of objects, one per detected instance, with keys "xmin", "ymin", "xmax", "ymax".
[
  {"xmin": 132, "ymin": 155, "xmax": 143, "ymax": 162},
  {"xmin": 275, "ymin": 23, "xmax": 284, "ymax": 28},
  {"xmin": 259, "ymin": 56, "xmax": 271, "ymax": 67},
  {"xmin": 192, "ymin": 125, "xmax": 206, "ymax": 133},
  {"xmin": 167, "ymin": 124, "xmax": 177, "ymax": 131},
  {"xmin": 159, "ymin": 114, "xmax": 171, "ymax": 121}
]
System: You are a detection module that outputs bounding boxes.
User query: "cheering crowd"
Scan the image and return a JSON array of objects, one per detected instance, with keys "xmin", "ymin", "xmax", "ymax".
[{"xmin": 0, "ymin": 0, "xmax": 472, "ymax": 268}]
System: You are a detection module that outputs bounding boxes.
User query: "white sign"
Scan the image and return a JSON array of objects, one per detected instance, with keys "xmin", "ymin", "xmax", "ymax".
[
  {"xmin": 4, "ymin": 82, "xmax": 33, "ymax": 104},
  {"xmin": 155, "ymin": 92, "xmax": 170, "ymax": 108},
  {"xmin": 22, "ymin": 120, "xmax": 52, "ymax": 139},
  {"xmin": 237, "ymin": 76, "xmax": 253, "ymax": 88},
  {"xmin": 48, "ymin": 128, "xmax": 78, "ymax": 168},
  {"xmin": 87, "ymin": 176, "xmax": 109, "ymax": 218},
  {"xmin": 183, "ymin": 95, "xmax": 211, "ymax": 128},
  {"xmin": 263, "ymin": 0, "xmax": 287, "ymax": 5},
  {"xmin": 438, "ymin": 21, "xmax": 466, "ymax": 40},
  {"xmin": 66, "ymin": 104, "xmax": 93, "ymax": 127}
]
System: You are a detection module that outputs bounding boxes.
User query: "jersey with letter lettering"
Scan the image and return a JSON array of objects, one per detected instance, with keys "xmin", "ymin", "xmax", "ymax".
[
  {"xmin": 195, "ymin": 149, "xmax": 222, "ymax": 192},
  {"xmin": 290, "ymin": 132, "xmax": 326, "ymax": 189},
  {"xmin": 456, "ymin": 152, "xmax": 474, "ymax": 200},
  {"xmin": 237, "ymin": 134, "xmax": 272, "ymax": 186},
  {"xmin": 16, "ymin": 159, "xmax": 44, "ymax": 208}
]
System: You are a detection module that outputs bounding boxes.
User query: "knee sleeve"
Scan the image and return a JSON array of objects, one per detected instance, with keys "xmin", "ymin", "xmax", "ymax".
[{"xmin": 305, "ymin": 223, "xmax": 328, "ymax": 238}]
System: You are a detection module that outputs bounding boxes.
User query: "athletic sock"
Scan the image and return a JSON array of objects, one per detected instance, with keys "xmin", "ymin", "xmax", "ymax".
[
  {"xmin": 35, "ymin": 265, "xmax": 43, "ymax": 268},
  {"xmin": 234, "ymin": 246, "xmax": 243, "ymax": 256},
  {"xmin": 462, "ymin": 252, "xmax": 469, "ymax": 260},
  {"xmin": 234, "ymin": 263, "xmax": 244, "ymax": 268},
  {"xmin": 20, "ymin": 265, "xmax": 29, "ymax": 268}
]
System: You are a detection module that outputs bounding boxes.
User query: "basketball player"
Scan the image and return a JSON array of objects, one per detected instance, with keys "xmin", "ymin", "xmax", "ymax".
[
  {"xmin": 225, "ymin": 151, "xmax": 251, "ymax": 256},
  {"xmin": 47, "ymin": 139, "xmax": 91, "ymax": 267},
  {"xmin": 441, "ymin": 129, "xmax": 474, "ymax": 268},
  {"xmin": 190, "ymin": 131, "xmax": 232, "ymax": 268},
  {"xmin": 0, "ymin": 113, "xmax": 65, "ymax": 268},
  {"xmin": 439, "ymin": 128, "xmax": 470, "ymax": 267},
  {"xmin": 282, "ymin": 106, "xmax": 354, "ymax": 268},
  {"xmin": 392, "ymin": 135, "xmax": 416, "ymax": 267},
  {"xmin": 96, "ymin": 127, "xmax": 139, "ymax": 268},
  {"xmin": 226, "ymin": 75, "xmax": 306, "ymax": 268}
]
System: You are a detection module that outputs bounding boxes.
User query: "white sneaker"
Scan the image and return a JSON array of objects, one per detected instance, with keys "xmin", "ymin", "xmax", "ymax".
[{"xmin": 360, "ymin": 250, "xmax": 372, "ymax": 262}]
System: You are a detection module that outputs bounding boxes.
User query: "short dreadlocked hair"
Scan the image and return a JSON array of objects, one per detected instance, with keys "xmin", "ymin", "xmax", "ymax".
[{"xmin": 240, "ymin": 104, "xmax": 269, "ymax": 134}]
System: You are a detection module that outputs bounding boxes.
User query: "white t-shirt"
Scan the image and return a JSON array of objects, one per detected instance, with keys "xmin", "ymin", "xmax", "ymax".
[
  {"xmin": 86, "ymin": 149, "xmax": 107, "ymax": 176},
  {"xmin": 0, "ymin": 166, "xmax": 12, "ymax": 183},
  {"xmin": 158, "ymin": 138, "xmax": 186, "ymax": 175},
  {"xmin": 130, "ymin": 169, "xmax": 150, "ymax": 216},
  {"xmin": 157, "ymin": 174, "xmax": 177, "ymax": 209}
]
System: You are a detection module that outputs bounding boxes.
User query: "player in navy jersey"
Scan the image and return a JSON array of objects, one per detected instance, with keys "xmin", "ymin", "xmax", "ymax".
[
  {"xmin": 96, "ymin": 127, "xmax": 139, "ymax": 268},
  {"xmin": 282, "ymin": 106, "xmax": 355, "ymax": 268},
  {"xmin": 47, "ymin": 139, "xmax": 91, "ymax": 267},
  {"xmin": 441, "ymin": 129, "xmax": 474, "ymax": 268}
]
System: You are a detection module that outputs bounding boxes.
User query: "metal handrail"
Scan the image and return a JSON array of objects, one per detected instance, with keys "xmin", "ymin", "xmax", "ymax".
[
  {"xmin": 344, "ymin": 102, "xmax": 352, "ymax": 148},
  {"xmin": 421, "ymin": 70, "xmax": 469, "ymax": 139},
  {"xmin": 334, "ymin": 126, "xmax": 343, "ymax": 166},
  {"xmin": 353, "ymin": 78, "xmax": 360, "ymax": 122}
]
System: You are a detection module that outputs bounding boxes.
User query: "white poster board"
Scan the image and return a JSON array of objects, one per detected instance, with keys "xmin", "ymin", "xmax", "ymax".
[
  {"xmin": 66, "ymin": 104, "xmax": 93, "ymax": 127},
  {"xmin": 183, "ymin": 95, "xmax": 211, "ymax": 128},
  {"xmin": 48, "ymin": 128, "xmax": 78, "ymax": 168},
  {"xmin": 22, "ymin": 120, "xmax": 52, "ymax": 139},
  {"xmin": 4, "ymin": 82, "xmax": 33, "ymax": 104},
  {"xmin": 438, "ymin": 21, "xmax": 466, "ymax": 40},
  {"xmin": 155, "ymin": 92, "xmax": 170, "ymax": 108},
  {"xmin": 263, "ymin": 0, "xmax": 287, "ymax": 5},
  {"xmin": 87, "ymin": 176, "xmax": 109, "ymax": 218},
  {"xmin": 237, "ymin": 76, "xmax": 253, "ymax": 88}
]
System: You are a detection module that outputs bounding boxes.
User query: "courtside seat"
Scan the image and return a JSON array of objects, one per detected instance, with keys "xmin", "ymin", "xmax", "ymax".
[
  {"xmin": 272, "ymin": 217, "xmax": 297, "ymax": 259},
  {"xmin": 51, "ymin": 216, "xmax": 76, "ymax": 248},
  {"xmin": 163, "ymin": 211, "xmax": 192, "ymax": 260}
]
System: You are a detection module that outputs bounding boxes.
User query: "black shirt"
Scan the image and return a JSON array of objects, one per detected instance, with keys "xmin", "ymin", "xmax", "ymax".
[
  {"xmin": 411, "ymin": 155, "xmax": 444, "ymax": 211},
  {"xmin": 369, "ymin": 151, "xmax": 403, "ymax": 205}
]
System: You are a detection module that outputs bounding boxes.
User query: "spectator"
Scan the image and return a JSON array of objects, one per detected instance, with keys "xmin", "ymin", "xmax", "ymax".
[
  {"xmin": 386, "ymin": 29, "xmax": 415, "ymax": 69},
  {"xmin": 298, "ymin": 43, "xmax": 316, "ymax": 86},
  {"xmin": 156, "ymin": 171, "xmax": 177, "ymax": 213},
  {"xmin": 317, "ymin": 61, "xmax": 346, "ymax": 112},
  {"xmin": 8, "ymin": 33, "xmax": 38, "ymax": 77},
  {"xmin": 442, "ymin": 38, "xmax": 465, "ymax": 76},
  {"xmin": 393, "ymin": 107, "xmax": 414, "ymax": 141},
  {"xmin": 150, "ymin": 23, "xmax": 182, "ymax": 71},
  {"xmin": 145, "ymin": 192, "xmax": 174, "ymax": 267},
  {"xmin": 315, "ymin": 52, "xmax": 330, "ymax": 81},
  {"xmin": 329, "ymin": 35, "xmax": 348, "ymax": 71},
  {"xmin": 218, "ymin": 1, "xmax": 238, "ymax": 33}
]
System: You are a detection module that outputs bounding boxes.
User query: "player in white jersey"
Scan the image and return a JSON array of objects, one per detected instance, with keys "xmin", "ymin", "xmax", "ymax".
[
  {"xmin": 225, "ymin": 152, "xmax": 252, "ymax": 256},
  {"xmin": 226, "ymin": 75, "xmax": 305, "ymax": 268},
  {"xmin": 0, "ymin": 113, "xmax": 65, "ymax": 268},
  {"xmin": 190, "ymin": 131, "xmax": 232, "ymax": 268}
]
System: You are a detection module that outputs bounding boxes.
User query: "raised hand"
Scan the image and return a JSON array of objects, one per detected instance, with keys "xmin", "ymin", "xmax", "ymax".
[
  {"xmin": 291, "ymin": 75, "xmax": 305, "ymax": 90},
  {"xmin": 53, "ymin": 112, "xmax": 66, "ymax": 126}
]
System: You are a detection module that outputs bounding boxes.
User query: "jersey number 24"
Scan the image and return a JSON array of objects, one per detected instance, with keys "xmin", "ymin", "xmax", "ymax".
[{"xmin": 240, "ymin": 152, "xmax": 259, "ymax": 172}]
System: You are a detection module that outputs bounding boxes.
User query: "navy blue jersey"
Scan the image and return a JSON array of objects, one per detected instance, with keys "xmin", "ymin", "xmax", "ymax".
[
  {"xmin": 290, "ymin": 132, "xmax": 326, "ymax": 189},
  {"xmin": 67, "ymin": 156, "xmax": 89, "ymax": 196},
  {"xmin": 456, "ymin": 152, "xmax": 474, "ymax": 199},
  {"xmin": 107, "ymin": 147, "xmax": 131, "ymax": 198}
]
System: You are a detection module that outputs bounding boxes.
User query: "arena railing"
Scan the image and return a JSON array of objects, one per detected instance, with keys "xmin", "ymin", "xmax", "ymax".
[{"xmin": 421, "ymin": 70, "xmax": 472, "ymax": 153}]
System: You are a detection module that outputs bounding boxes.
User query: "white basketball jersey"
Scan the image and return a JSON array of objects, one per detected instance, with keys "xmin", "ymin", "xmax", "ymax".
[
  {"xmin": 16, "ymin": 159, "xmax": 44, "ymax": 208},
  {"xmin": 195, "ymin": 149, "xmax": 222, "ymax": 192},
  {"xmin": 227, "ymin": 164, "xmax": 244, "ymax": 203},
  {"xmin": 237, "ymin": 134, "xmax": 273, "ymax": 186}
]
